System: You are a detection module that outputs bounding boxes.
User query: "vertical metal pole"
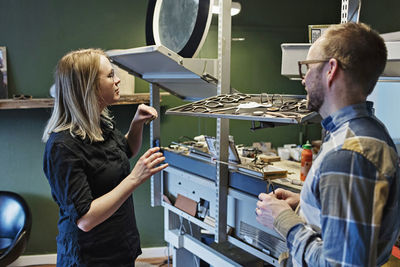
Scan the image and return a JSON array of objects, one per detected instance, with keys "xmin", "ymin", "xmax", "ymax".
[
  {"xmin": 215, "ymin": 0, "xmax": 231, "ymax": 243},
  {"xmin": 341, "ymin": 0, "xmax": 361, "ymax": 23},
  {"xmin": 150, "ymin": 83, "xmax": 162, "ymax": 207}
]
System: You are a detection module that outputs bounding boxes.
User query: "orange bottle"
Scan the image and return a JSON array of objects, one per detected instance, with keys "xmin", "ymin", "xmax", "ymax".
[{"xmin": 300, "ymin": 141, "xmax": 313, "ymax": 181}]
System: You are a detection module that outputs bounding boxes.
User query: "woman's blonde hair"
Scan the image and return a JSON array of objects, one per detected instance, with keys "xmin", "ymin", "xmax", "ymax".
[{"xmin": 42, "ymin": 48, "xmax": 113, "ymax": 142}]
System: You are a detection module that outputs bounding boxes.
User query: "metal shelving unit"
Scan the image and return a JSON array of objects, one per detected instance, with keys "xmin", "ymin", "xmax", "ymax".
[
  {"xmin": 106, "ymin": 0, "xmax": 329, "ymax": 266},
  {"xmin": 146, "ymin": 1, "xmax": 400, "ymax": 266}
]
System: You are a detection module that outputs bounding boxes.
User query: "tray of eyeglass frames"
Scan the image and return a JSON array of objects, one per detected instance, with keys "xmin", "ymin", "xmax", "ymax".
[{"xmin": 166, "ymin": 93, "xmax": 321, "ymax": 125}]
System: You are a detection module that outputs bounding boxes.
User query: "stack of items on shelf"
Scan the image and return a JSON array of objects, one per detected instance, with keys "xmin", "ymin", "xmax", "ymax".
[
  {"xmin": 163, "ymin": 136, "xmax": 323, "ymax": 188},
  {"xmin": 166, "ymin": 93, "xmax": 318, "ymax": 123},
  {"xmin": 235, "ymin": 142, "xmax": 287, "ymax": 180},
  {"xmin": 277, "ymin": 140, "xmax": 321, "ymax": 162},
  {"xmin": 164, "ymin": 136, "xmax": 288, "ymax": 180}
]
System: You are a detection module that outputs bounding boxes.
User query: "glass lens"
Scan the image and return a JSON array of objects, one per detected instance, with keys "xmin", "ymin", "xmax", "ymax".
[
  {"xmin": 159, "ymin": 0, "xmax": 199, "ymax": 52},
  {"xmin": 300, "ymin": 64, "xmax": 308, "ymax": 78}
]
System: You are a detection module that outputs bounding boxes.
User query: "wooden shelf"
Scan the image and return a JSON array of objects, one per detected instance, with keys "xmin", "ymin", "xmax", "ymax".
[
  {"xmin": 0, "ymin": 98, "xmax": 54, "ymax": 109},
  {"xmin": 0, "ymin": 93, "xmax": 169, "ymax": 110}
]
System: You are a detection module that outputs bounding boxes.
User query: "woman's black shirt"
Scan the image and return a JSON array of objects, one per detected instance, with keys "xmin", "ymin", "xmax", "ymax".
[{"xmin": 43, "ymin": 122, "xmax": 141, "ymax": 266}]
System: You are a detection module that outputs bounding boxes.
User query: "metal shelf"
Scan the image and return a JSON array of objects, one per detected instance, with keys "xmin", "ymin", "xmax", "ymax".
[
  {"xmin": 107, "ymin": 45, "xmax": 218, "ymax": 101},
  {"xmin": 162, "ymin": 202, "xmax": 215, "ymax": 233},
  {"xmin": 166, "ymin": 94, "xmax": 321, "ymax": 126},
  {"xmin": 0, "ymin": 94, "xmax": 163, "ymax": 110}
]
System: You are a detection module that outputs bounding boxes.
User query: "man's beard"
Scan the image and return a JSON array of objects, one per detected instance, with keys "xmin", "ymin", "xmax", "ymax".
[{"xmin": 306, "ymin": 80, "xmax": 324, "ymax": 112}]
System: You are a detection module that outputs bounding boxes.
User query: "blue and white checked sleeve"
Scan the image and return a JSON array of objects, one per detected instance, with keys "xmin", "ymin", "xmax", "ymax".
[{"xmin": 275, "ymin": 149, "xmax": 390, "ymax": 266}]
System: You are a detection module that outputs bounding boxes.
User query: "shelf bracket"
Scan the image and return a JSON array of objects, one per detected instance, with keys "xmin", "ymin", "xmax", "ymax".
[{"xmin": 341, "ymin": 0, "xmax": 361, "ymax": 23}]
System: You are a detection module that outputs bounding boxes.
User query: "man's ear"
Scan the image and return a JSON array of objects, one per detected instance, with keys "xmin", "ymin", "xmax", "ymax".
[{"xmin": 327, "ymin": 58, "xmax": 339, "ymax": 87}]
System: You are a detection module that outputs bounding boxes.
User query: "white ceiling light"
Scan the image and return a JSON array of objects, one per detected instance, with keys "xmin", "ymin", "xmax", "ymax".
[{"xmin": 212, "ymin": 1, "xmax": 241, "ymax": 16}]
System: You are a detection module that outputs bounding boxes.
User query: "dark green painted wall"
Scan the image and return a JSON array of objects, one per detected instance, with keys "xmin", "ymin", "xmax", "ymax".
[{"xmin": 1, "ymin": 0, "xmax": 399, "ymax": 255}]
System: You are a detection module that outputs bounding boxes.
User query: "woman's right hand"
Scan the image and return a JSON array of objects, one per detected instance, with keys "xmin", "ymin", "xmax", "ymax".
[
  {"xmin": 128, "ymin": 147, "xmax": 168, "ymax": 185},
  {"xmin": 76, "ymin": 147, "xmax": 167, "ymax": 232},
  {"xmin": 272, "ymin": 188, "xmax": 300, "ymax": 210}
]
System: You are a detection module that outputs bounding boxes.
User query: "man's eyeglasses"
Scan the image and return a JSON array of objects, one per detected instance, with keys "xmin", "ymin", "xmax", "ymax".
[{"xmin": 298, "ymin": 59, "xmax": 330, "ymax": 80}]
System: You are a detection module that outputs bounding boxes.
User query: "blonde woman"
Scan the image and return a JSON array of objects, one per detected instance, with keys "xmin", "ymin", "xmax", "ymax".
[{"xmin": 43, "ymin": 48, "xmax": 168, "ymax": 266}]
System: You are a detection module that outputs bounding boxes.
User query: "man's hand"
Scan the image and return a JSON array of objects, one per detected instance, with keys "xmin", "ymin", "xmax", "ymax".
[
  {"xmin": 256, "ymin": 192, "xmax": 292, "ymax": 229},
  {"xmin": 274, "ymin": 188, "xmax": 300, "ymax": 210}
]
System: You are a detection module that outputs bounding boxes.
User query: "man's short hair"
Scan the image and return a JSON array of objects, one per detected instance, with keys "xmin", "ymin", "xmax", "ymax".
[{"xmin": 320, "ymin": 22, "xmax": 387, "ymax": 95}]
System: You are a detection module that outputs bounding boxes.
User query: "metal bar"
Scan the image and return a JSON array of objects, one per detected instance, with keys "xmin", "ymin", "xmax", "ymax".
[
  {"xmin": 167, "ymin": 229, "xmax": 241, "ymax": 267},
  {"xmin": 150, "ymin": 83, "xmax": 162, "ymax": 207},
  {"xmin": 215, "ymin": 0, "xmax": 232, "ymax": 243},
  {"xmin": 341, "ymin": 0, "xmax": 361, "ymax": 23},
  {"xmin": 228, "ymin": 236, "xmax": 280, "ymax": 266},
  {"xmin": 162, "ymin": 202, "xmax": 215, "ymax": 233}
]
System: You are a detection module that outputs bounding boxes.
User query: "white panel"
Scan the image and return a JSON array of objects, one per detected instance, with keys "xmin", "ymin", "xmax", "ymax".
[
  {"xmin": 280, "ymin": 43, "xmax": 311, "ymax": 80},
  {"xmin": 368, "ymin": 82, "xmax": 400, "ymax": 139},
  {"xmin": 107, "ymin": 45, "xmax": 218, "ymax": 100},
  {"xmin": 281, "ymin": 42, "xmax": 400, "ymax": 80}
]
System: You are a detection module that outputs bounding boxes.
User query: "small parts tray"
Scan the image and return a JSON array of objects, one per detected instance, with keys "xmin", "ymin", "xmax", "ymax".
[{"xmin": 166, "ymin": 93, "xmax": 320, "ymax": 124}]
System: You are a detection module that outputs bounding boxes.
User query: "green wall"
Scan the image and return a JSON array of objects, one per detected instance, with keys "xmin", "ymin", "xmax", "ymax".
[{"xmin": 1, "ymin": 0, "xmax": 399, "ymax": 255}]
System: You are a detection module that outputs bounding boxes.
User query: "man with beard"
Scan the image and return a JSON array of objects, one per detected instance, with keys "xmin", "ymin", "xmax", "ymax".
[{"xmin": 255, "ymin": 23, "xmax": 400, "ymax": 266}]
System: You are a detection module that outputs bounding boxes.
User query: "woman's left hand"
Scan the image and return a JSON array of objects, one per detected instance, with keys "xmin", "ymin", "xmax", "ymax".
[
  {"xmin": 128, "ymin": 147, "xmax": 168, "ymax": 185},
  {"xmin": 134, "ymin": 104, "xmax": 158, "ymax": 124}
]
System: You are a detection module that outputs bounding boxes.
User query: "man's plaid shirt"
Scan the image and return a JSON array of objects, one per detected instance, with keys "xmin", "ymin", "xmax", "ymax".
[{"xmin": 274, "ymin": 102, "xmax": 400, "ymax": 266}]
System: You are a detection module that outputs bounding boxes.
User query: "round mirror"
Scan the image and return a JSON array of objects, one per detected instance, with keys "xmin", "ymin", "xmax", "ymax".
[{"xmin": 146, "ymin": 0, "xmax": 213, "ymax": 58}]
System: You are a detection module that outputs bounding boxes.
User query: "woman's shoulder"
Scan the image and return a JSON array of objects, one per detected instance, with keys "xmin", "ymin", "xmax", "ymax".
[
  {"xmin": 46, "ymin": 130, "xmax": 83, "ymax": 151},
  {"xmin": 48, "ymin": 130, "xmax": 72, "ymax": 143}
]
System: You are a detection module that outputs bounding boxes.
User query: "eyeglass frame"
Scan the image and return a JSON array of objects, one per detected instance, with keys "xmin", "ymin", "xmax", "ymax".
[{"xmin": 298, "ymin": 59, "xmax": 330, "ymax": 80}]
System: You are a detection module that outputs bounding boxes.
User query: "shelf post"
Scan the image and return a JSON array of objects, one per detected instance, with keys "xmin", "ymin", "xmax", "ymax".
[
  {"xmin": 215, "ymin": 0, "xmax": 232, "ymax": 243},
  {"xmin": 150, "ymin": 83, "xmax": 162, "ymax": 207},
  {"xmin": 341, "ymin": 0, "xmax": 361, "ymax": 23}
]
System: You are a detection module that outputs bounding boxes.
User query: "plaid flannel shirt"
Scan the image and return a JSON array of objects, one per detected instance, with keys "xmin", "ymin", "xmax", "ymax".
[{"xmin": 274, "ymin": 102, "xmax": 400, "ymax": 266}]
